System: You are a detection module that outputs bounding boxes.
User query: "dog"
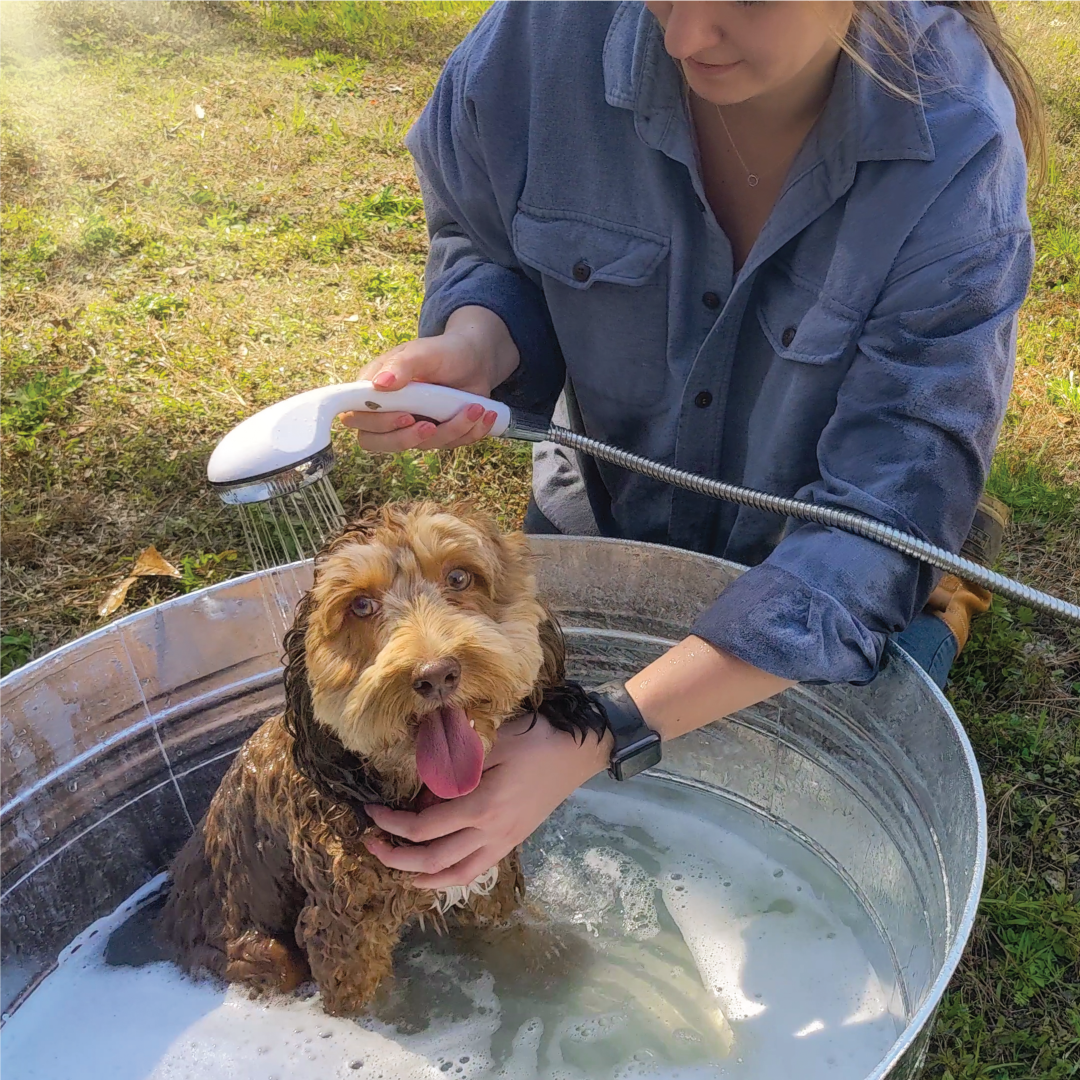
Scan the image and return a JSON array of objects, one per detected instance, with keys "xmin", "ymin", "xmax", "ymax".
[{"xmin": 160, "ymin": 501, "xmax": 606, "ymax": 1016}]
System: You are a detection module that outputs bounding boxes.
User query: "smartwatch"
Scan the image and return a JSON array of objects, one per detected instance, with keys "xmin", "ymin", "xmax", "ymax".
[{"xmin": 588, "ymin": 681, "xmax": 662, "ymax": 781}]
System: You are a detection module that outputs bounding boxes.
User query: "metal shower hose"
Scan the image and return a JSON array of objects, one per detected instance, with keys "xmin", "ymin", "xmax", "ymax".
[{"xmin": 545, "ymin": 424, "xmax": 1080, "ymax": 627}]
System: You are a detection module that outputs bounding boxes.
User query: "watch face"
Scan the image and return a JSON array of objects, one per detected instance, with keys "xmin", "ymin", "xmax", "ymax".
[{"xmin": 611, "ymin": 736, "xmax": 662, "ymax": 781}]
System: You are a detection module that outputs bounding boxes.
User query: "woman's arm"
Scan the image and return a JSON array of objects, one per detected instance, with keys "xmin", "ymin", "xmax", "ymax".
[
  {"xmin": 364, "ymin": 637, "xmax": 794, "ymax": 889},
  {"xmin": 689, "ymin": 223, "xmax": 1032, "ymax": 687}
]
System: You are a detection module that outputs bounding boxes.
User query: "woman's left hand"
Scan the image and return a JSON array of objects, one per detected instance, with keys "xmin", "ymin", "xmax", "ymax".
[{"xmin": 364, "ymin": 714, "xmax": 610, "ymax": 889}]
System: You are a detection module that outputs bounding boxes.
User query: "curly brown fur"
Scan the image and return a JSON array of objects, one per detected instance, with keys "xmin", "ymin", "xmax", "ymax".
[{"xmin": 160, "ymin": 501, "xmax": 605, "ymax": 1015}]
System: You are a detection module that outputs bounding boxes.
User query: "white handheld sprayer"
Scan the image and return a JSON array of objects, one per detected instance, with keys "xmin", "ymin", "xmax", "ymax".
[{"xmin": 207, "ymin": 380, "xmax": 1080, "ymax": 626}]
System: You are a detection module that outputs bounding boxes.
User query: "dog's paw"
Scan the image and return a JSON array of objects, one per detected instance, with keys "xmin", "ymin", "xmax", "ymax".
[{"xmin": 225, "ymin": 930, "xmax": 309, "ymax": 994}]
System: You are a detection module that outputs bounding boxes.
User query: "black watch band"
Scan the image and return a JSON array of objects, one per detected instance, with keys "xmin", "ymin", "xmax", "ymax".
[{"xmin": 588, "ymin": 681, "xmax": 662, "ymax": 781}]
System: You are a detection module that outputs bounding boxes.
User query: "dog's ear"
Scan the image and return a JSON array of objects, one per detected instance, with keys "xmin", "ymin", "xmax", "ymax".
[
  {"xmin": 281, "ymin": 589, "xmax": 383, "ymax": 828},
  {"xmin": 536, "ymin": 605, "xmax": 566, "ymax": 690},
  {"xmin": 522, "ymin": 606, "xmax": 609, "ymax": 748}
]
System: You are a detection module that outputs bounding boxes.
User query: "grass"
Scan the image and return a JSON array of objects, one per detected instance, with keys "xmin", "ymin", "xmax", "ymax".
[{"xmin": 0, "ymin": 2, "xmax": 1077, "ymax": 1076}]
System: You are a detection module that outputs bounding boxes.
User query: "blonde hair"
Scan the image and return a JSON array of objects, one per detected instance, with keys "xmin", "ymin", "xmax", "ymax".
[{"xmin": 844, "ymin": 1, "xmax": 1047, "ymax": 188}]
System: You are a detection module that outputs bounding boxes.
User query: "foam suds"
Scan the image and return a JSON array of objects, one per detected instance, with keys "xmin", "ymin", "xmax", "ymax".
[{"xmin": 1, "ymin": 777, "xmax": 904, "ymax": 1080}]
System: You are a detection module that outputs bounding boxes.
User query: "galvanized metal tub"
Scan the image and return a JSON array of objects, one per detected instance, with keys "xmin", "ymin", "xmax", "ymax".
[{"xmin": 0, "ymin": 536, "xmax": 985, "ymax": 1078}]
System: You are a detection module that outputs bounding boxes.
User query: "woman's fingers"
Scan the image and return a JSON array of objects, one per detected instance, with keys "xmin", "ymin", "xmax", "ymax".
[
  {"xmin": 414, "ymin": 406, "xmax": 498, "ymax": 450},
  {"xmin": 340, "ymin": 410, "xmax": 415, "ymax": 434},
  {"xmin": 364, "ymin": 829, "xmax": 484, "ymax": 875},
  {"xmin": 412, "ymin": 848, "xmax": 499, "ymax": 891},
  {"xmin": 347, "ymin": 404, "xmax": 497, "ymax": 453},
  {"xmin": 365, "ymin": 794, "xmax": 485, "ymax": 843},
  {"xmin": 351, "ymin": 419, "xmax": 440, "ymax": 454}
]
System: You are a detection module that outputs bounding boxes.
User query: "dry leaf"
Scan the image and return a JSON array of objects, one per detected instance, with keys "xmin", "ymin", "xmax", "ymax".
[
  {"xmin": 140, "ymin": 175, "xmax": 154, "ymax": 186},
  {"xmin": 98, "ymin": 546, "xmax": 181, "ymax": 618},
  {"xmin": 344, "ymin": 314, "xmax": 359, "ymax": 322},
  {"xmin": 165, "ymin": 265, "xmax": 194, "ymax": 277},
  {"xmin": 194, "ymin": 103, "xmax": 206, "ymax": 119},
  {"xmin": 130, "ymin": 547, "xmax": 180, "ymax": 580},
  {"xmin": 98, "ymin": 578, "xmax": 137, "ymax": 618}
]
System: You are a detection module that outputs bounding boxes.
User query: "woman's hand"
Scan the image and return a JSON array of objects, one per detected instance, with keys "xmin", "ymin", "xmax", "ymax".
[
  {"xmin": 342, "ymin": 305, "xmax": 519, "ymax": 452},
  {"xmin": 364, "ymin": 714, "xmax": 611, "ymax": 890}
]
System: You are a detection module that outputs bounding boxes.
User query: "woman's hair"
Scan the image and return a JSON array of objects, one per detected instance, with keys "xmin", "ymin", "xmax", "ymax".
[{"xmin": 844, "ymin": 1, "xmax": 1047, "ymax": 187}]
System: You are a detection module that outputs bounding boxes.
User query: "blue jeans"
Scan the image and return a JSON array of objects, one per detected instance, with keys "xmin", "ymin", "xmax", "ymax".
[{"xmin": 523, "ymin": 499, "xmax": 958, "ymax": 690}]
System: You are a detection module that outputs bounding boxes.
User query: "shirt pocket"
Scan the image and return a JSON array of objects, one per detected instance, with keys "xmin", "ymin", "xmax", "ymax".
[
  {"xmin": 756, "ymin": 268, "xmax": 861, "ymax": 367},
  {"xmin": 512, "ymin": 207, "xmax": 671, "ymax": 408}
]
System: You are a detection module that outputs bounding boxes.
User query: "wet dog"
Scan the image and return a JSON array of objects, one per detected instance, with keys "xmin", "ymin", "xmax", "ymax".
[{"xmin": 160, "ymin": 501, "xmax": 605, "ymax": 1015}]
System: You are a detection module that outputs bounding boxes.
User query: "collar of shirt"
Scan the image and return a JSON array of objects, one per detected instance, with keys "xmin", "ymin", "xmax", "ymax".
[{"xmin": 601, "ymin": 1, "xmax": 935, "ymax": 243}]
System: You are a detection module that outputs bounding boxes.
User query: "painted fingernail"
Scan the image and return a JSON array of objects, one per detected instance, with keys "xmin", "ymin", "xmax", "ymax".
[
  {"xmin": 466, "ymin": 403, "xmax": 485, "ymax": 422},
  {"xmin": 396, "ymin": 414, "xmax": 414, "ymax": 428},
  {"xmin": 416, "ymin": 422, "xmax": 437, "ymax": 438},
  {"xmin": 484, "ymin": 410, "xmax": 498, "ymax": 426},
  {"xmin": 373, "ymin": 371, "xmax": 395, "ymax": 388}
]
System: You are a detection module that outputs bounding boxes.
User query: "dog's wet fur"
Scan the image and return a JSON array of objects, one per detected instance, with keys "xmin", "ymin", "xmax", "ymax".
[{"xmin": 160, "ymin": 502, "xmax": 607, "ymax": 1015}]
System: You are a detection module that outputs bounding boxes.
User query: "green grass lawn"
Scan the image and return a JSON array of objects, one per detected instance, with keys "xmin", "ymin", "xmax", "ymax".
[{"xmin": 1, "ymin": 3, "xmax": 1077, "ymax": 1076}]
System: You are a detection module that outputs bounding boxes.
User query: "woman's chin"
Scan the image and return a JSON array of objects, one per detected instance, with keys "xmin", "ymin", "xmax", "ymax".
[{"xmin": 681, "ymin": 61, "xmax": 757, "ymax": 106}]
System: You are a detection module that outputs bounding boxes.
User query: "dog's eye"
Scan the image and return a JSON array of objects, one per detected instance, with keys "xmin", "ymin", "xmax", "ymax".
[
  {"xmin": 445, "ymin": 568, "xmax": 472, "ymax": 591},
  {"xmin": 349, "ymin": 595, "xmax": 380, "ymax": 619}
]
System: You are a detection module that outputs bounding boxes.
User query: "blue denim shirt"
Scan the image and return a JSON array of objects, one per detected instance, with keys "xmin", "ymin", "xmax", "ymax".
[{"xmin": 404, "ymin": 1, "xmax": 1032, "ymax": 684}]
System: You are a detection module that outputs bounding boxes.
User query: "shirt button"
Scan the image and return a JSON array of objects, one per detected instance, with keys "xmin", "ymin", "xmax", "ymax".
[
  {"xmin": 572, "ymin": 261, "xmax": 592, "ymax": 283},
  {"xmin": 694, "ymin": 391, "xmax": 713, "ymax": 408},
  {"xmin": 702, "ymin": 291, "xmax": 721, "ymax": 310},
  {"xmin": 781, "ymin": 326, "xmax": 797, "ymax": 347}
]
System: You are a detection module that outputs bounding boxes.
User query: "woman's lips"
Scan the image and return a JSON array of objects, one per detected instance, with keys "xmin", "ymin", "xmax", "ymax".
[{"xmin": 684, "ymin": 56, "xmax": 744, "ymax": 77}]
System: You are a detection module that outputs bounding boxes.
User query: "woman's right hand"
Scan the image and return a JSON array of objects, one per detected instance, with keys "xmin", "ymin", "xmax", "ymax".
[{"xmin": 342, "ymin": 305, "xmax": 519, "ymax": 452}]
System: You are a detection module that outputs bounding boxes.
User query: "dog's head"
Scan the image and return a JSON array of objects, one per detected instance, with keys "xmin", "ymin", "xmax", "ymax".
[{"xmin": 284, "ymin": 502, "xmax": 563, "ymax": 804}]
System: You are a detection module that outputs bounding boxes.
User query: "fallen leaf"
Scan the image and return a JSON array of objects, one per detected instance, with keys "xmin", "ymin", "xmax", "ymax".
[
  {"xmin": 194, "ymin": 103, "xmax": 206, "ymax": 119},
  {"xmin": 97, "ymin": 174, "xmax": 126, "ymax": 193},
  {"xmin": 344, "ymin": 314, "xmax": 359, "ymax": 322},
  {"xmin": 1044, "ymin": 869, "xmax": 1066, "ymax": 893},
  {"xmin": 98, "ymin": 579, "xmax": 136, "ymax": 618},
  {"xmin": 140, "ymin": 175, "xmax": 154, "ymax": 186},
  {"xmin": 165, "ymin": 265, "xmax": 194, "ymax": 277},
  {"xmin": 98, "ymin": 546, "xmax": 181, "ymax": 617}
]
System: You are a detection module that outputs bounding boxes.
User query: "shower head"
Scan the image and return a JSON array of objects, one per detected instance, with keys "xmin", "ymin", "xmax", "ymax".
[{"xmin": 207, "ymin": 381, "xmax": 517, "ymax": 506}]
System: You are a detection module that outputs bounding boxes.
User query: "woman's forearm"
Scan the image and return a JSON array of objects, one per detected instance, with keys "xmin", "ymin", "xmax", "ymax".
[
  {"xmin": 579, "ymin": 636, "xmax": 797, "ymax": 776},
  {"xmin": 628, "ymin": 635, "xmax": 796, "ymax": 738}
]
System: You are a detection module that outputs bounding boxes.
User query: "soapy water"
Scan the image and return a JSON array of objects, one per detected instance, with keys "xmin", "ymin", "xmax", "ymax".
[{"xmin": 0, "ymin": 776, "xmax": 905, "ymax": 1080}]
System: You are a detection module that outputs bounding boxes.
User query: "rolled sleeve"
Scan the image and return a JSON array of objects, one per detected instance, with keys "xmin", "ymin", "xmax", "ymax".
[
  {"xmin": 694, "ymin": 226, "xmax": 1033, "ymax": 684},
  {"xmin": 405, "ymin": 45, "xmax": 565, "ymax": 416}
]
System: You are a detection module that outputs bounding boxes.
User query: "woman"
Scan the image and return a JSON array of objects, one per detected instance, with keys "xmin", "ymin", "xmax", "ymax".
[{"xmin": 347, "ymin": 2, "xmax": 1040, "ymax": 889}]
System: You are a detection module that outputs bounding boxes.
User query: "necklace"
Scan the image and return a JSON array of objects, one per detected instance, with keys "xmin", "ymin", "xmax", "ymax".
[
  {"xmin": 714, "ymin": 104, "xmax": 761, "ymax": 188},
  {"xmin": 712, "ymin": 100, "xmax": 828, "ymax": 190}
]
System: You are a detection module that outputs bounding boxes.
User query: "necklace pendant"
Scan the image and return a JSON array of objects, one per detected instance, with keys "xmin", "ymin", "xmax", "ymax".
[{"xmin": 747, "ymin": 174, "xmax": 760, "ymax": 188}]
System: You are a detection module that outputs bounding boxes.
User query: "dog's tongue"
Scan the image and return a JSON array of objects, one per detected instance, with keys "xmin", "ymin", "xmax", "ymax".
[{"xmin": 415, "ymin": 706, "xmax": 484, "ymax": 799}]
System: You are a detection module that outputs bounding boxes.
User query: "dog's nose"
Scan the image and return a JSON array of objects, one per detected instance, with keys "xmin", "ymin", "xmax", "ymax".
[{"xmin": 412, "ymin": 657, "xmax": 461, "ymax": 700}]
